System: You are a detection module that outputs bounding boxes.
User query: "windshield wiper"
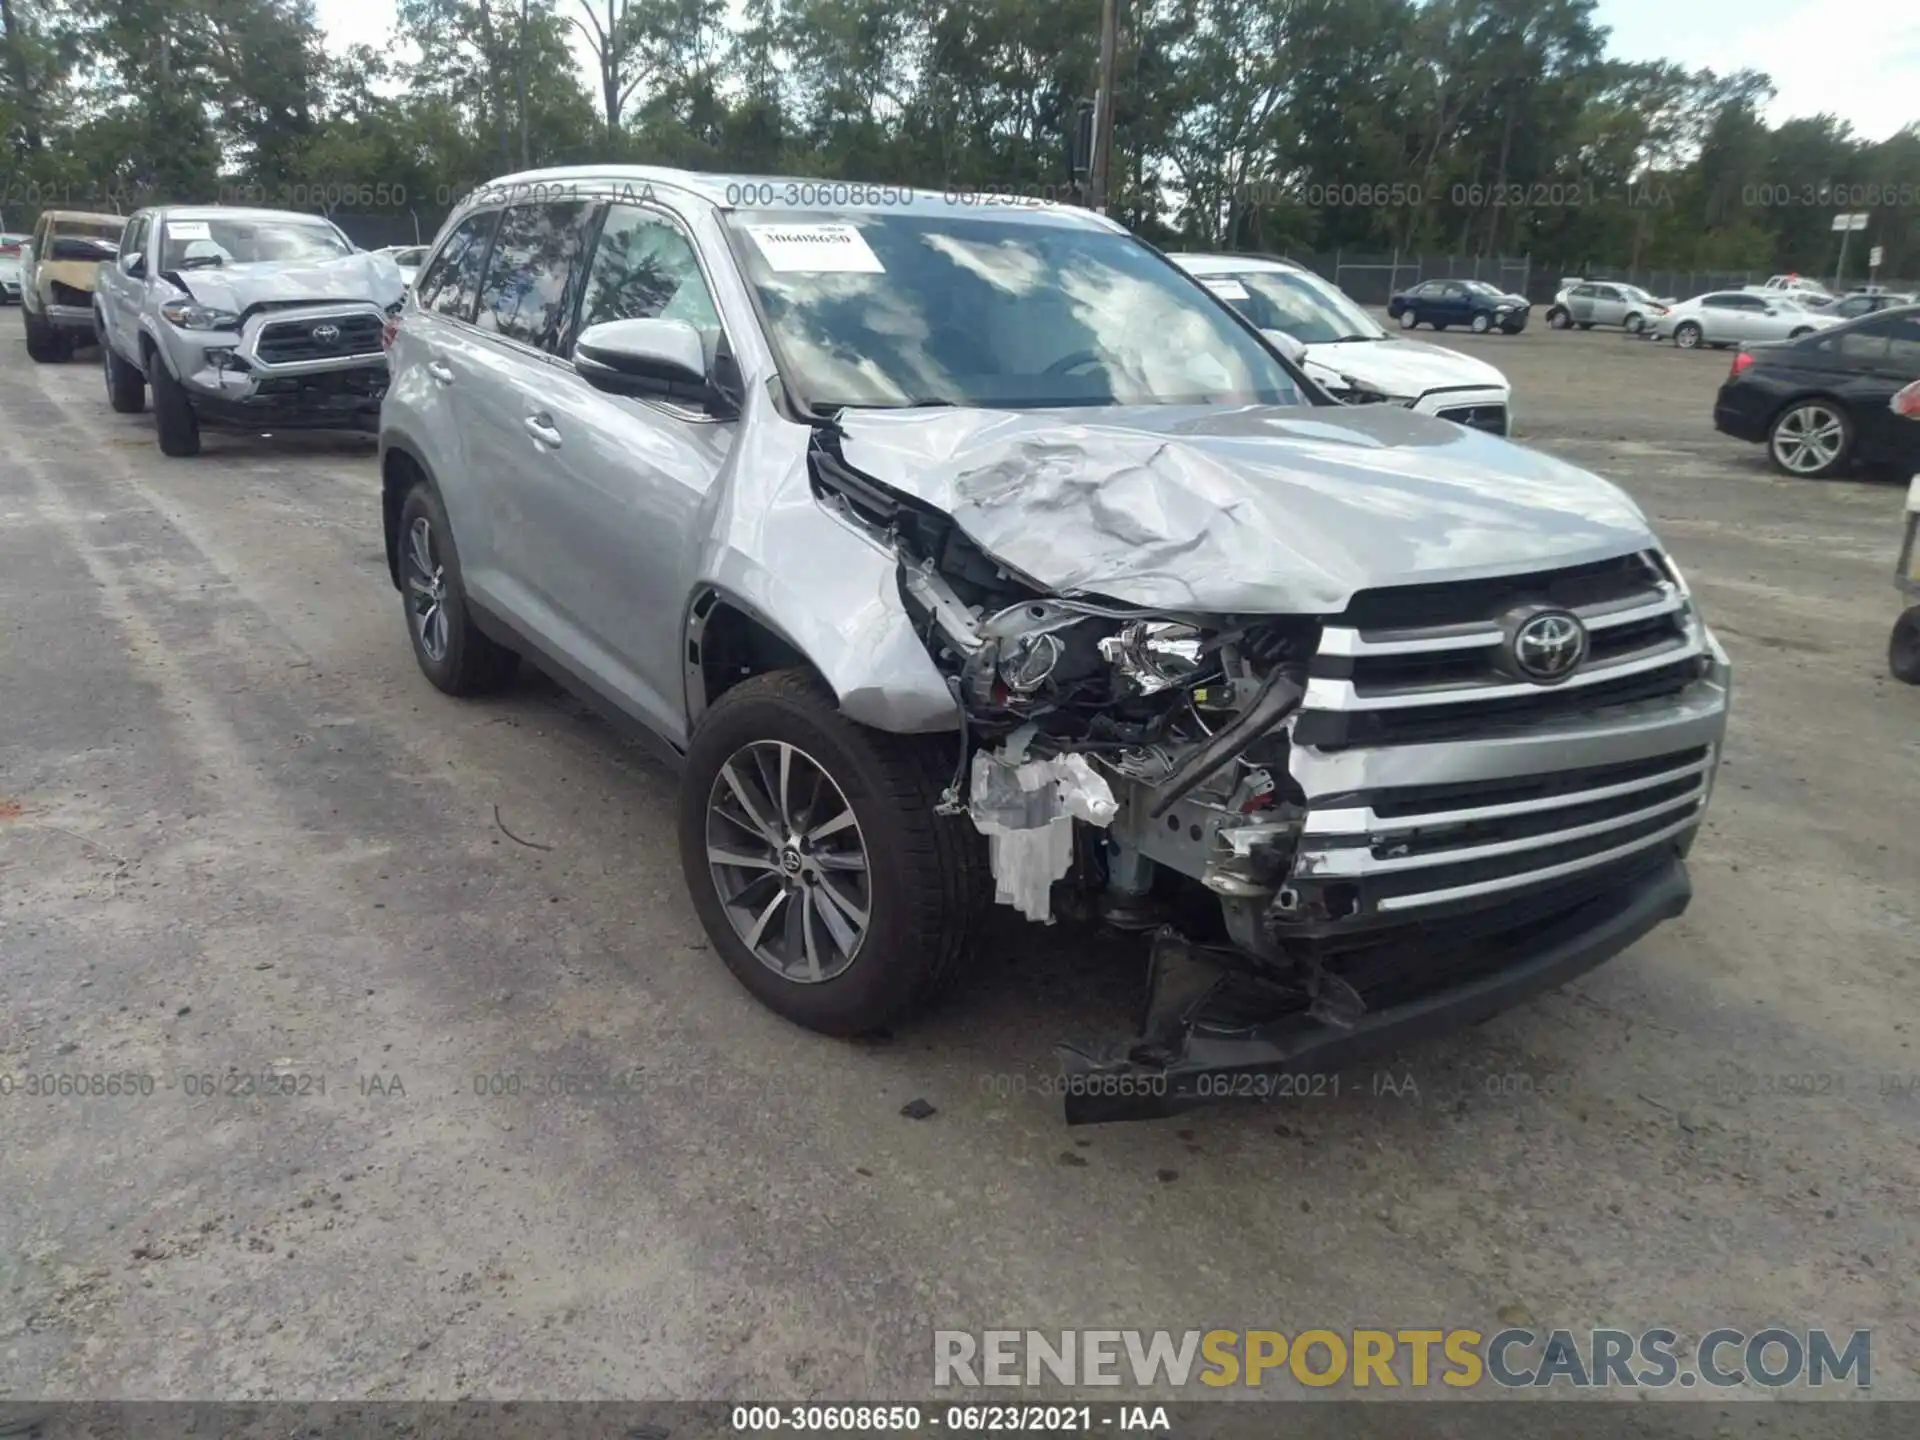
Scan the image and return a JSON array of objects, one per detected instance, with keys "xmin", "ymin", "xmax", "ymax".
[
  {"xmin": 1323, "ymin": 333, "xmax": 1383, "ymax": 343},
  {"xmin": 177, "ymin": 255, "xmax": 227, "ymax": 271}
]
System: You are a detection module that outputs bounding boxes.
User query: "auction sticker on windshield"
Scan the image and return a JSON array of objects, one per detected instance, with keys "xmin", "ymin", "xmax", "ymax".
[
  {"xmin": 167, "ymin": 221, "xmax": 213, "ymax": 240},
  {"xmin": 745, "ymin": 223, "xmax": 885, "ymax": 273},
  {"xmin": 1202, "ymin": 278, "xmax": 1251, "ymax": 301}
]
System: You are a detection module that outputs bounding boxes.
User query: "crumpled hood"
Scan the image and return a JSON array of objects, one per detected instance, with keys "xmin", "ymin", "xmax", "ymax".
[
  {"xmin": 171, "ymin": 252, "xmax": 405, "ymax": 313},
  {"xmin": 1299, "ymin": 337, "xmax": 1507, "ymax": 400},
  {"xmin": 835, "ymin": 403, "xmax": 1656, "ymax": 614}
]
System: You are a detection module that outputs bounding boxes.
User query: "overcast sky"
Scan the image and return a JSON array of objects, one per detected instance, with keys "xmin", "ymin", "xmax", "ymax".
[{"xmin": 312, "ymin": 0, "xmax": 1920, "ymax": 143}]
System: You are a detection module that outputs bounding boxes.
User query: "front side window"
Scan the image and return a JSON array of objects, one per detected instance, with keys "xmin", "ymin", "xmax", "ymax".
[
  {"xmin": 474, "ymin": 201, "xmax": 593, "ymax": 350},
  {"xmin": 158, "ymin": 216, "xmax": 348, "ymax": 272},
  {"xmin": 572, "ymin": 203, "xmax": 723, "ymax": 357},
  {"xmin": 415, "ymin": 210, "xmax": 501, "ymax": 321},
  {"xmin": 726, "ymin": 209, "xmax": 1305, "ymax": 413},
  {"xmin": 1208, "ymin": 268, "xmax": 1385, "ymax": 345}
]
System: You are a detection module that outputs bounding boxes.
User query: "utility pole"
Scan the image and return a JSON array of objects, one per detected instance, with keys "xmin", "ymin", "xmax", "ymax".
[
  {"xmin": 1090, "ymin": 0, "xmax": 1119, "ymax": 214},
  {"xmin": 518, "ymin": 0, "xmax": 532, "ymax": 170}
]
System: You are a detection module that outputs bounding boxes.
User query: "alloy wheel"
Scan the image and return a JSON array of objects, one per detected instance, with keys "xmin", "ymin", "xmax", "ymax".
[
  {"xmin": 405, "ymin": 516, "xmax": 450, "ymax": 662},
  {"xmin": 1675, "ymin": 324, "xmax": 1701, "ymax": 349},
  {"xmin": 1771, "ymin": 405, "xmax": 1847, "ymax": 475},
  {"xmin": 705, "ymin": 739, "xmax": 871, "ymax": 984}
]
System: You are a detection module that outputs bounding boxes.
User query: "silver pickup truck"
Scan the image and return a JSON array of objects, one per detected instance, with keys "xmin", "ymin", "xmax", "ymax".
[{"xmin": 93, "ymin": 206, "xmax": 405, "ymax": 456}]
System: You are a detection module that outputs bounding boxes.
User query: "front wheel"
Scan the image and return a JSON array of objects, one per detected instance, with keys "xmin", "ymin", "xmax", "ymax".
[
  {"xmin": 24, "ymin": 307, "xmax": 70, "ymax": 363},
  {"xmin": 149, "ymin": 359, "xmax": 201, "ymax": 456},
  {"xmin": 679, "ymin": 670, "xmax": 980, "ymax": 1036},
  {"xmin": 1470, "ymin": 313, "xmax": 1492, "ymax": 334},
  {"xmin": 1398, "ymin": 308, "xmax": 1418, "ymax": 330},
  {"xmin": 103, "ymin": 338, "xmax": 145, "ymax": 413},
  {"xmin": 1891, "ymin": 606, "xmax": 1920, "ymax": 684},
  {"xmin": 1624, "ymin": 313, "xmax": 1645, "ymax": 334},
  {"xmin": 1547, "ymin": 308, "xmax": 1571, "ymax": 330},
  {"xmin": 1673, "ymin": 321, "xmax": 1703, "ymax": 350},
  {"xmin": 1768, "ymin": 400, "xmax": 1852, "ymax": 478}
]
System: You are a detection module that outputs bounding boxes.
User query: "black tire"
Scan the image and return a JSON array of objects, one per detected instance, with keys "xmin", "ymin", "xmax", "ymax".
[
  {"xmin": 1673, "ymin": 321, "xmax": 1703, "ymax": 350},
  {"xmin": 1469, "ymin": 313, "xmax": 1491, "ymax": 334},
  {"xmin": 149, "ymin": 358, "xmax": 201, "ymax": 457},
  {"xmin": 1547, "ymin": 308, "xmax": 1571, "ymax": 330},
  {"xmin": 24, "ymin": 307, "xmax": 70, "ymax": 363},
  {"xmin": 396, "ymin": 480, "xmax": 518, "ymax": 695},
  {"xmin": 1891, "ymin": 606, "xmax": 1920, "ymax": 684},
  {"xmin": 679, "ymin": 669, "xmax": 981, "ymax": 1036},
  {"xmin": 103, "ymin": 337, "xmax": 145, "ymax": 414}
]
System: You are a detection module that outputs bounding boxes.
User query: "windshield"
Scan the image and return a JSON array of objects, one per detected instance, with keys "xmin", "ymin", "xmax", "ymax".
[
  {"xmin": 1200, "ymin": 268, "xmax": 1385, "ymax": 344},
  {"xmin": 725, "ymin": 210, "xmax": 1305, "ymax": 412},
  {"xmin": 1461, "ymin": 280, "xmax": 1504, "ymax": 296},
  {"xmin": 160, "ymin": 216, "xmax": 351, "ymax": 272}
]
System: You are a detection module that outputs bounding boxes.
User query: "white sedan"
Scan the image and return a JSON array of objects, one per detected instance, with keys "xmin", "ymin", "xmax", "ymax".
[
  {"xmin": 1652, "ymin": 290, "xmax": 1841, "ymax": 350},
  {"xmin": 1171, "ymin": 253, "xmax": 1514, "ymax": 434}
]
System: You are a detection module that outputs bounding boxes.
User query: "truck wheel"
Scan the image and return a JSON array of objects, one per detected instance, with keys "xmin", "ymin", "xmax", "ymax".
[
  {"xmin": 1891, "ymin": 607, "xmax": 1920, "ymax": 684},
  {"xmin": 679, "ymin": 669, "xmax": 980, "ymax": 1036},
  {"xmin": 103, "ymin": 339, "xmax": 145, "ymax": 414},
  {"xmin": 149, "ymin": 359, "xmax": 201, "ymax": 457},
  {"xmin": 397, "ymin": 481, "xmax": 518, "ymax": 696},
  {"xmin": 24, "ymin": 308, "xmax": 69, "ymax": 363}
]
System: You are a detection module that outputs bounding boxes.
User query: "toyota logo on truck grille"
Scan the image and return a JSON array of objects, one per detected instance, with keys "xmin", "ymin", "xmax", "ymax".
[
  {"xmin": 1509, "ymin": 609, "xmax": 1589, "ymax": 683},
  {"xmin": 311, "ymin": 323, "xmax": 341, "ymax": 346}
]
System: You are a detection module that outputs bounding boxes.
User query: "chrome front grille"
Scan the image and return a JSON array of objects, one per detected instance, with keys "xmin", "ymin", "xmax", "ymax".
[
  {"xmin": 1279, "ymin": 551, "xmax": 1719, "ymax": 920},
  {"xmin": 1292, "ymin": 747, "xmax": 1712, "ymax": 914},
  {"xmin": 1294, "ymin": 552, "xmax": 1703, "ymax": 749}
]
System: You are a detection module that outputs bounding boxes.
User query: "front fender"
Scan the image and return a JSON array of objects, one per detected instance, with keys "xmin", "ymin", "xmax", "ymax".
[{"xmin": 694, "ymin": 391, "xmax": 960, "ymax": 736}]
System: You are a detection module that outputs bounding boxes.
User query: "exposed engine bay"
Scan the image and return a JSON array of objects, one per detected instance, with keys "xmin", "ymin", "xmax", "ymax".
[{"xmin": 808, "ymin": 429, "xmax": 1380, "ymax": 1033}]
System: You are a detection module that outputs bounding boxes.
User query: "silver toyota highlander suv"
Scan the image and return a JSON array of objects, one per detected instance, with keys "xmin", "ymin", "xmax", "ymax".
[
  {"xmin": 94, "ymin": 206, "xmax": 406, "ymax": 456},
  {"xmin": 380, "ymin": 167, "xmax": 1731, "ymax": 1121}
]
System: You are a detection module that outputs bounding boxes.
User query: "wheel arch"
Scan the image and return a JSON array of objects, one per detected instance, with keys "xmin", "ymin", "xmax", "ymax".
[
  {"xmin": 684, "ymin": 586, "xmax": 818, "ymax": 728},
  {"xmin": 380, "ymin": 436, "xmax": 439, "ymax": 590},
  {"xmin": 1766, "ymin": 389, "xmax": 1852, "ymax": 432}
]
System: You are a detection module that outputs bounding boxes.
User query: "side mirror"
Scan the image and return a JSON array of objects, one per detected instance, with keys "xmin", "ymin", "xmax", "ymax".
[
  {"xmin": 575, "ymin": 317, "xmax": 733, "ymax": 414},
  {"xmin": 125, "ymin": 254, "xmax": 146, "ymax": 279},
  {"xmin": 1260, "ymin": 328, "xmax": 1309, "ymax": 365}
]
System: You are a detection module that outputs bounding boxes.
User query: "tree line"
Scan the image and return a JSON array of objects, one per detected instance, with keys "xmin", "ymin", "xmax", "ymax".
[{"xmin": 2, "ymin": 0, "xmax": 1917, "ymax": 277}]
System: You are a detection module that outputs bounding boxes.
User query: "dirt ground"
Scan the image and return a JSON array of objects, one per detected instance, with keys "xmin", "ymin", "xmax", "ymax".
[{"xmin": 1, "ymin": 314, "xmax": 1915, "ymax": 1416}]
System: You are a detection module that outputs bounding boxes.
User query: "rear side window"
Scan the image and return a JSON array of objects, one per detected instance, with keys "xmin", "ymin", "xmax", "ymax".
[
  {"xmin": 572, "ymin": 204, "xmax": 722, "ymax": 355},
  {"xmin": 474, "ymin": 201, "xmax": 593, "ymax": 350},
  {"xmin": 415, "ymin": 210, "xmax": 501, "ymax": 321}
]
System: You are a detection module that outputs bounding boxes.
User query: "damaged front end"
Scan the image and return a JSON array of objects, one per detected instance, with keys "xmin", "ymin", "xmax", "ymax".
[{"xmin": 811, "ymin": 430, "xmax": 1396, "ymax": 1118}]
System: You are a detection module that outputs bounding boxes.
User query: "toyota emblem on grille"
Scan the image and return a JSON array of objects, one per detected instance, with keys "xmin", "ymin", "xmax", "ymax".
[
  {"xmin": 311, "ymin": 323, "xmax": 341, "ymax": 346},
  {"xmin": 1509, "ymin": 609, "xmax": 1588, "ymax": 683}
]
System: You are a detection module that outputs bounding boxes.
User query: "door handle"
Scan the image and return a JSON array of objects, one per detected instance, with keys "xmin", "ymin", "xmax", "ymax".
[
  {"xmin": 426, "ymin": 360, "xmax": 455, "ymax": 385},
  {"xmin": 523, "ymin": 413, "xmax": 562, "ymax": 449}
]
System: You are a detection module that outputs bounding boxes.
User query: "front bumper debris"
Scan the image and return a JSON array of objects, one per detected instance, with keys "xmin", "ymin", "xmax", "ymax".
[{"xmin": 1055, "ymin": 853, "xmax": 1691, "ymax": 1124}]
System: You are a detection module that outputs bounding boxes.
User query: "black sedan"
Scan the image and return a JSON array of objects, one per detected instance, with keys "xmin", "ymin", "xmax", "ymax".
[
  {"xmin": 1385, "ymin": 278, "xmax": 1530, "ymax": 334},
  {"xmin": 1713, "ymin": 306, "xmax": 1920, "ymax": 478}
]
